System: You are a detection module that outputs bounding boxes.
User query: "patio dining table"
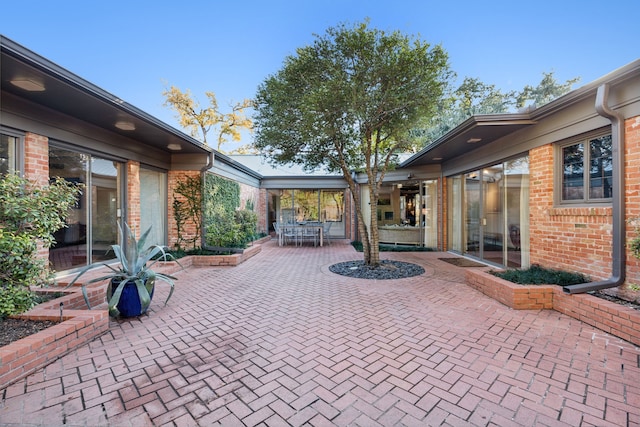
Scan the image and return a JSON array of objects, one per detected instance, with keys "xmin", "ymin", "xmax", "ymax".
[{"xmin": 279, "ymin": 223, "xmax": 324, "ymax": 247}]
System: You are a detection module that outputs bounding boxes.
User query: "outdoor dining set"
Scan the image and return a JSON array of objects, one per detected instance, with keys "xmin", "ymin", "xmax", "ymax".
[{"xmin": 273, "ymin": 221, "xmax": 332, "ymax": 247}]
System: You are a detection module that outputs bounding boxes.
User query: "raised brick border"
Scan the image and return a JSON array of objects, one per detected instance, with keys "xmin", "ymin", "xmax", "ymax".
[
  {"xmin": 466, "ymin": 268, "xmax": 640, "ymax": 346},
  {"xmin": 0, "ymin": 288, "xmax": 109, "ymax": 390},
  {"xmin": 0, "ymin": 238, "xmax": 271, "ymax": 390}
]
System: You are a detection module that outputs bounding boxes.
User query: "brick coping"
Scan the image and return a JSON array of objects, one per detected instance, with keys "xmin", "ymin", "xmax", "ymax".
[{"xmin": 465, "ymin": 268, "xmax": 640, "ymax": 347}]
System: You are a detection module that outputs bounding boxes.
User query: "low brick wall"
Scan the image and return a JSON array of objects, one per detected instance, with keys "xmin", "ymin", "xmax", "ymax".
[
  {"xmin": 465, "ymin": 269, "xmax": 640, "ymax": 346},
  {"xmin": 0, "ymin": 238, "xmax": 270, "ymax": 390},
  {"xmin": 1, "ymin": 291, "xmax": 109, "ymax": 390}
]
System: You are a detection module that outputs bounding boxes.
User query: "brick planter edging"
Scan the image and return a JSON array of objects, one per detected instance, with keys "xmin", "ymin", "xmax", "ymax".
[
  {"xmin": 157, "ymin": 242, "xmax": 263, "ymax": 268},
  {"xmin": 465, "ymin": 269, "xmax": 640, "ymax": 346},
  {"xmin": 0, "ymin": 304, "xmax": 109, "ymax": 391},
  {"xmin": 0, "ymin": 239, "xmax": 269, "ymax": 390}
]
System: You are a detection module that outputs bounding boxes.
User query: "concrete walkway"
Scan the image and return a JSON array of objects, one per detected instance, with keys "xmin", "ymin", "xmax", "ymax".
[{"xmin": 1, "ymin": 240, "xmax": 639, "ymax": 426}]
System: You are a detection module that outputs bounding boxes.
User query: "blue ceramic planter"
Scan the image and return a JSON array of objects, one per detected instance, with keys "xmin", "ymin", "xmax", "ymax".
[{"xmin": 108, "ymin": 279, "xmax": 155, "ymax": 317}]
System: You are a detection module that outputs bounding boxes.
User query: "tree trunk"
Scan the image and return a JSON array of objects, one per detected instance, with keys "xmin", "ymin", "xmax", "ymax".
[{"xmin": 368, "ymin": 187, "xmax": 380, "ymax": 266}]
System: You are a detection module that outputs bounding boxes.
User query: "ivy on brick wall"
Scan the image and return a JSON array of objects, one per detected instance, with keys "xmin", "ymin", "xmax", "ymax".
[
  {"xmin": 204, "ymin": 173, "xmax": 258, "ymax": 248},
  {"xmin": 173, "ymin": 175, "xmax": 202, "ymax": 250}
]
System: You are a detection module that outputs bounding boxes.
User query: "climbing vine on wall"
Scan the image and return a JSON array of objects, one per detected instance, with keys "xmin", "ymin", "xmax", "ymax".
[
  {"xmin": 204, "ymin": 173, "xmax": 258, "ymax": 248},
  {"xmin": 173, "ymin": 175, "xmax": 202, "ymax": 250}
]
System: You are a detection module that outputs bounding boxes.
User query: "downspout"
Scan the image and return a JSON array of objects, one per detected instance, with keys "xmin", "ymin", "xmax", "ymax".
[
  {"xmin": 200, "ymin": 151, "xmax": 215, "ymax": 248},
  {"xmin": 564, "ymin": 83, "xmax": 626, "ymax": 293}
]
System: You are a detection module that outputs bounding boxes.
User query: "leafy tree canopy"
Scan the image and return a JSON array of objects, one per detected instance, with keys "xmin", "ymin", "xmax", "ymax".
[
  {"xmin": 419, "ymin": 72, "xmax": 580, "ymax": 145},
  {"xmin": 253, "ymin": 19, "xmax": 452, "ymax": 265},
  {"xmin": 162, "ymin": 85, "xmax": 253, "ymax": 153}
]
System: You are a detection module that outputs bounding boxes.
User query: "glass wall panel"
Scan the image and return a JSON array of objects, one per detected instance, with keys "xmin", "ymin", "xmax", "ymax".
[
  {"xmin": 49, "ymin": 148, "xmax": 89, "ymax": 271},
  {"xmin": 90, "ymin": 157, "xmax": 119, "ymax": 264},
  {"xmin": 49, "ymin": 148, "xmax": 123, "ymax": 272},
  {"xmin": 447, "ymin": 155, "xmax": 529, "ymax": 268},
  {"xmin": 321, "ymin": 190, "xmax": 345, "ymax": 237},
  {"xmin": 482, "ymin": 165, "xmax": 505, "ymax": 265},
  {"xmin": 421, "ymin": 180, "xmax": 438, "ymax": 249},
  {"xmin": 270, "ymin": 189, "xmax": 346, "ymax": 238},
  {"xmin": 464, "ymin": 171, "xmax": 481, "ymax": 258},
  {"xmin": 1, "ymin": 134, "xmax": 16, "ymax": 175},
  {"xmin": 294, "ymin": 190, "xmax": 319, "ymax": 222},
  {"xmin": 140, "ymin": 168, "xmax": 167, "ymax": 246},
  {"xmin": 447, "ymin": 176, "xmax": 463, "ymax": 252},
  {"xmin": 504, "ymin": 157, "xmax": 530, "ymax": 267},
  {"xmin": 280, "ymin": 190, "xmax": 294, "ymax": 223}
]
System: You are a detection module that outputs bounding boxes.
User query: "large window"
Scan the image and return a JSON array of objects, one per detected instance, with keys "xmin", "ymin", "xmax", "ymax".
[
  {"xmin": 269, "ymin": 189, "xmax": 346, "ymax": 238},
  {"xmin": 560, "ymin": 133, "xmax": 612, "ymax": 203},
  {"xmin": 140, "ymin": 168, "xmax": 167, "ymax": 246}
]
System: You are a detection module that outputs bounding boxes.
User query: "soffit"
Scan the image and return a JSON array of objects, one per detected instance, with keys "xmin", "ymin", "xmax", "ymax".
[
  {"xmin": 1, "ymin": 37, "xmax": 211, "ymax": 156},
  {"xmin": 401, "ymin": 115, "xmax": 536, "ymax": 167}
]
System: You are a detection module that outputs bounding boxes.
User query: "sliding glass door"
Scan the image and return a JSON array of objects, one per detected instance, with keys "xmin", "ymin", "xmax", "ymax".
[
  {"xmin": 49, "ymin": 146, "xmax": 122, "ymax": 272},
  {"xmin": 448, "ymin": 155, "xmax": 529, "ymax": 268}
]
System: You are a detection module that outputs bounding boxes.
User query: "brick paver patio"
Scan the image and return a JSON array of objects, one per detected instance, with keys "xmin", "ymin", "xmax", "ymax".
[{"xmin": 1, "ymin": 240, "xmax": 639, "ymax": 426}]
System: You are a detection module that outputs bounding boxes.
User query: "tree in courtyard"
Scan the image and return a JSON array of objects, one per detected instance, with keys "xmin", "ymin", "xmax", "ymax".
[
  {"xmin": 253, "ymin": 20, "xmax": 452, "ymax": 266},
  {"xmin": 162, "ymin": 85, "xmax": 253, "ymax": 152}
]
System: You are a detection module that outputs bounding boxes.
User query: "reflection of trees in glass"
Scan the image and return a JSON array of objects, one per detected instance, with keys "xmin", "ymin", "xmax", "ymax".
[
  {"xmin": 562, "ymin": 135, "xmax": 612, "ymax": 201},
  {"xmin": 589, "ymin": 135, "xmax": 612, "ymax": 198},
  {"xmin": 562, "ymin": 143, "xmax": 584, "ymax": 200},
  {"xmin": 295, "ymin": 190, "xmax": 319, "ymax": 221},
  {"xmin": 278, "ymin": 189, "xmax": 345, "ymax": 223},
  {"xmin": 504, "ymin": 156, "xmax": 529, "ymax": 172},
  {"xmin": 321, "ymin": 190, "xmax": 344, "ymax": 222}
]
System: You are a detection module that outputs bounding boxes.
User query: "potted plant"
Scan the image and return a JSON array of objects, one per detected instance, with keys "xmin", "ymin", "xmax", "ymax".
[{"xmin": 67, "ymin": 222, "xmax": 181, "ymax": 317}]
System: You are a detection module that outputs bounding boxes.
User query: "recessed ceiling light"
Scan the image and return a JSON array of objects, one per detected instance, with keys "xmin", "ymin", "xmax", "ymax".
[
  {"xmin": 432, "ymin": 157, "xmax": 443, "ymax": 161},
  {"xmin": 115, "ymin": 121, "xmax": 135, "ymax": 131},
  {"xmin": 10, "ymin": 78, "xmax": 45, "ymax": 92},
  {"xmin": 467, "ymin": 137, "xmax": 482, "ymax": 143},
  {"xmin": 167, "ymin": 143, "xmax": 182, "ymax": 151}
]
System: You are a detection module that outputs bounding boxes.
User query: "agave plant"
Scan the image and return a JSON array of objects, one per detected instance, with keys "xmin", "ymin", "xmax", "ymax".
[{"xmin": 66, "ymin": 221, "xmax": 181, "ymax": 317}]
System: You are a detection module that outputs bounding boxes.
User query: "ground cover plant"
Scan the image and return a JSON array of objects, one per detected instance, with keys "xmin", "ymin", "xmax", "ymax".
[{"xmin": 491, "ymin": 264, "xmax": 589, "ymax": 286}]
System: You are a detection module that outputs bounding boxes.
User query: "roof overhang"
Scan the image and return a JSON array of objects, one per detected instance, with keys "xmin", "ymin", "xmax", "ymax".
[
  {"xmin": 1, "ymin": 35, "xmax": 212, "ymax": 156},
  {"xmin": 401, "ymin": 114, "xmax": 536, "ymax": 167}
]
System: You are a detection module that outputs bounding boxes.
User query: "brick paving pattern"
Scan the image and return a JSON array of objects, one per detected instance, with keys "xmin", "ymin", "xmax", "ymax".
[{"xmin": 1, "ymin": 240, "xmax": 639, "ymax": 426}]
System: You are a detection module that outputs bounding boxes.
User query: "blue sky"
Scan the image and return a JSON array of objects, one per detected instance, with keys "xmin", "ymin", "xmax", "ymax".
[{"xmin": 2, "ymin": 0, "xmax": 639, "ymax": 151}]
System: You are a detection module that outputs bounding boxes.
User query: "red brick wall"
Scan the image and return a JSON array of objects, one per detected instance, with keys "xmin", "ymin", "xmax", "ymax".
[
  {"xmin": 24, "ymin": 133, "xmax": 50, "ymax": 261},
  {"xmin": 167, "ymin": 170, "xmax": 201, "ymax": 249},
  {"xmin": 625, "ymin": 116, "xmax": 640, "ymax": 285},
  {"xmin": 530, "ymin": 115, "xmax": 640, "ymax": 284},
  {"xmin": 23, "ymin": 132, "xmax": 49, "ymax": 185},
  {"xmin": 258, "ymin": 188, "xmax": 268, "ymax": 235},
  {"xmin": 126, "ymin": 161, "xmax": 141, "ymax": 232}
]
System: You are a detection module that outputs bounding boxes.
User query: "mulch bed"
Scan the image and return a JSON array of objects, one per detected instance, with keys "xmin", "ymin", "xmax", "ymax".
[
  {"xmin": 0, "ymin": 318, "xmax": 59, "ymax": 347},
  {"xmin": 438, "ymin": 257, "xmax": 487, "ymax": 267},
  {"xmin": 329, "ymin": 260, "xmax": 425, "ymax": 279}
]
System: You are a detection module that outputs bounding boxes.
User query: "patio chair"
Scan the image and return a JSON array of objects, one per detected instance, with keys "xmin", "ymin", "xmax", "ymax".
[
  {"xmin": 273, "ymin": 222, "xmax": 283, "ymax": 246},
  {"xmin": 301, "ymin": 225, "xmax": 319, "ymax": 246},
  {"xmin": 322, "ymin": 222, "xmax": 332, "ymax": 245},
  {"xmin": 282, "ymin": 224, "xmax": 299, "ymax": 246}
]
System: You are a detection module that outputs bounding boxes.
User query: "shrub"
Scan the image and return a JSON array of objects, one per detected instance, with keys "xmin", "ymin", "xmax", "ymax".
[
  {"xmin": 492, "ymin": 264, "xmax": 589, "ymax": 286},
  {"xmin": 0, "ymin": 174, "xmax": 82, "ymax": 318}
]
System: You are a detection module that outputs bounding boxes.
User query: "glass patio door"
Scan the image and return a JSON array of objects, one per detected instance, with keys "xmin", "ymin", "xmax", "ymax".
[
  {"xmin": 464, "ymin": 171, "xmax": 481, "ymax": 258},
  {"xmin": 49, "ymin": 147, "xmax": 122, "ymax": 273},
  {"xmin": 448, "ymin": 156, "xmax": 529, "ymax": 268},
  {"xmin": 481, "ymin": 165, "xmax": 505, "ymax": 265}
]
